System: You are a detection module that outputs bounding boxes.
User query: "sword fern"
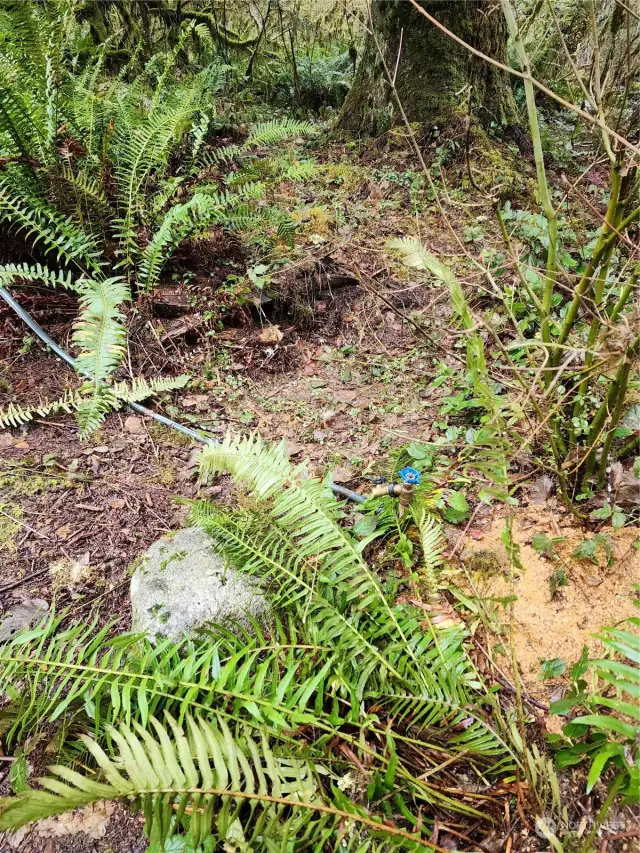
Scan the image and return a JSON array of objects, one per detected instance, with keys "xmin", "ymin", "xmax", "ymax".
[{"xmin": 0, "ymin": 435, "xmax": 525, "ymax": 845}]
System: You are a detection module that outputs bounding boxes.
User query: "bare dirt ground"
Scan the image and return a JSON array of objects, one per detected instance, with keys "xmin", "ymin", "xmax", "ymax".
[{"xmin": 463, "ymin": 509, "xmax": 639, "ymax": 709}]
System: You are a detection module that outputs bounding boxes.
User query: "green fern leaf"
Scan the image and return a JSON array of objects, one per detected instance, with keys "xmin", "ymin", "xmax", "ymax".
[
  {"xmin": 412, "ymin": 509, "xmax": 444, "ymax": 596},
  {"xmin": 245, "ymin": 119, "xmax": 314, "ymax": 148},
  {"xmin": 0, "ymin": 713, "xmax": 437, "ymax": 850},
  {"xmin": 0, "ymin": 375, "xmax": 188, "ymax": 432},
  {"xmin": 72, "ymin": 276, "xmax": 130, "ymax": 383}
]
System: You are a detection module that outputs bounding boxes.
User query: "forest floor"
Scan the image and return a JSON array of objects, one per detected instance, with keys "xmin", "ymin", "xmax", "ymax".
[{"xmin": 0, "ymin": 133, "xmax": 638, "ymax": 852}]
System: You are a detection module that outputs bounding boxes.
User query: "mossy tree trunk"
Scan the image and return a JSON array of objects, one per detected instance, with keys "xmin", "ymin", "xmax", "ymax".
[{"xmin": 340, "ymin": 0, "xmax": 517, "ymax": 135}]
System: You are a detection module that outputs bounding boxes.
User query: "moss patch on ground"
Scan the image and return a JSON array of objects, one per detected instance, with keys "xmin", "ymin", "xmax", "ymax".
[{"xmin": 0, "ymin": 461, "xmax": 60, "ymax": 554}]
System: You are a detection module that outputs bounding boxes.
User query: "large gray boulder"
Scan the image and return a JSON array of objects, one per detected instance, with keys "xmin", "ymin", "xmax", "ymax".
[{"xmin": 130, "ymin": 527, "xmax": 268, "ymax": 642}]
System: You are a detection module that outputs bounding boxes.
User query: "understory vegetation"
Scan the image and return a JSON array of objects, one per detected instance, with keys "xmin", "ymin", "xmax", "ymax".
[{"xmin": 0, "ymin": 1, "xmax": 638, "ymax": 852}]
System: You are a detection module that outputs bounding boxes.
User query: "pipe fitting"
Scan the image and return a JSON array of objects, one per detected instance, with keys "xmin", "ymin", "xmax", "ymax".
[{"xmin": 368, "ymin": 466, "xmax": 420, "ymax": 514}]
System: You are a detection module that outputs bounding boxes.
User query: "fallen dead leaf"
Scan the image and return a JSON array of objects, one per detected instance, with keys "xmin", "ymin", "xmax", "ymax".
[
  {"xmin": 55, "ymin": 524, "xmax": 71, "ymax": 540},
  {"xmin": 124, "ymin": 415, "xmax": 144, "ymax": 434},
  {"xmin": 0, "ymin": 433, "xmax": 15, "ymax": 449},
  {"xmin": 259, "ymin": 325, "xmax": 284, "ymax": 344},
  {"xmin": 526, "ymin": 475, "xmax": 555, "ymax": 504},
  {"xmin": 332, "ymin": 466, "xmax": 354, "ymax": 483},
  {"xmin": 180, "ymin": 394, "xmax": 209, "ymax": 409},
  {"xmin": 285, "ymin": 440, "xmax": 305, "ymax": 456},
  {"xmin": 36, "ymin": 801, "xmax": 116, "ymax": 840},
  {"xmin": 334, "ymin": 389, "xmax": 358, "ymax": 403}
]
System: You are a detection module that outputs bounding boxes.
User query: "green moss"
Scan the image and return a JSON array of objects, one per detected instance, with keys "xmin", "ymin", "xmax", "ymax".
[
  {"xmin": 0, "ymin": 463, "xmax": 60, "ymax": 555},
  {"xmin": 127, "ymin": 555, "xmax": 144, "ymax": 576},
  {"xmin": 459, "ymin": 125, "xmax": 534, "ymax": 200},
  {"xmin": 149, "ymin": 603, "xmax": 171, "ymax": 624},
  {"xmin": 324, "ymin": 163, "xmax": 368, "ymax": 192},
  {"xmin": 0, "ymin": 466, "xmax": 60, "ymax": 498},
  {"xmin": 0, "ymin": 502, "xmax": 21, "ymax": 553},
  {"xmin": 159, "ymin": 550, "xmax": 188, "ymax": 572},
  {"xmin": 146, "ymin": 421, "xmax": 193, "ymax": 448},
  {"xmin": 466, "ymin": 549, "xmax": 504, "ymax": 577}
]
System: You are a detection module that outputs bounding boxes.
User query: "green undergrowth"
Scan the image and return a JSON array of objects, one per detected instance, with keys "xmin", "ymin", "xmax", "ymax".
[{"xmin": 0, "ymin": 433, "xmax": 637, "ymax": 852}]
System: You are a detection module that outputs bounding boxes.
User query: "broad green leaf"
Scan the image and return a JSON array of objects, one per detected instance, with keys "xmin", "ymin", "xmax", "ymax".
[
  {"xmin": 539, "ymin": 658, "xmax": 566, "ymax": 680},
  {"xmin": 586, "ymin": 743, "xmax": 625, "ymax": 792},
  {"xmin": 571, "ymin": 714, "xmax": 637, "ymax": 740}
]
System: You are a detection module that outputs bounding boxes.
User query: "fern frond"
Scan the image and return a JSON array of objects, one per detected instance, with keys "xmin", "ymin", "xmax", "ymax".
[
  {"xmin": 0, "ymin": 261, "xmax": 75, "ymax": 291},
  {"xmin": 114, "ymin": 97, "xmax": 198, "ymax": 266},
  {"xmin": 200, "ymin": 143, "xmax": 242, "ymax": 167},
  {"xmin": 115, "ymin": 374, "xmax": 190, "ymax": 403},
  {"xmin": 198, "ymin": 434, "xmax": 457, "ymax": 692},
  {"xmin": 0, "ymin": 714, "xmax": 319, "ymax": 848},
  {"xmin": 0, "ymin": 375, "xmax": 188, "ymax": 431},
  {"xmin": 412, "ymin": 509, "xmax": 445, "ymax": 597},
  {"xmin": 193, "ymin": 502, "xmax": 406, "ymax": 687},
  {"xmin": 0, "ymin": 389, "xmax": 85, "ymax": 429},
  {"xmin": 0, "ymin": 64, "xmax": 46, "ymax": 159},
  {"xmin": 73, "ymin": 386, "xmax": 118, "ymax": 438},
  {"xmin": 0, "ymin": 713, "xmax": 435, "ymax": 850},
  {"xmin": 58, "ymin": 164, "xmax": 112, "ymax": 214},
  {"xmin": 387, "ymin": 237, "xmax": 458, "ymax": 290},
  {"xmin": 189, "ymin": 110, "xmax": 210, "ymax": 165},
  {"xmin": 245, "ymin": 119, "xmax": 314, "ymax": 148},
  {"xmin": 578, "ymin": 620, "xmax": 640, "ymax": 743},
  {"xmin": 72, "ymin": 276, "xmax": 129, "ymax": 382},
  {"xmin": 0, "ymin": 176, "xmax": 102, "ymax": 271},
  {"xmin": 284, "ymin": 159, "xmax": 318, "ymax": 180},
  {"xmin": 138, "ymin": 185, "xmax": 265, "ymax": 291},
  {"xmin": 148, "ymin": 22, "xmax": 195, "ymax": 115},
  {"xmin": 43, "ymin": 29, "xmax": 60, "ymax": 153},
  {"xmin": 0, "ymin": 611, "xmax": 333, "ymax": 744},
  {"xmin": 275, "ymin": 214, "xmax": 298, "ymax": 248}
]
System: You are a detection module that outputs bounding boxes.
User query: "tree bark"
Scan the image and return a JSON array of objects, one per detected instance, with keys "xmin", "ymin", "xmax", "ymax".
[{"xmin": 340, "ymin": 0, "xmax": 517, "ymax": 136}]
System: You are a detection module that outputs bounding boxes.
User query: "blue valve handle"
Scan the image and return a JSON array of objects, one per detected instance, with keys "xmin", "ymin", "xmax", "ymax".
[{"xmin": 398, "ymin": 466, "xmax": 421, "ymax": 485}]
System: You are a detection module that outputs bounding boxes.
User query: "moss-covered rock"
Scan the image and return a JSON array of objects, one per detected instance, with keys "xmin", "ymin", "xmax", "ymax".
[{"xmin": 130, "ymin": 527, "xmax": 269, "ymax": 642}]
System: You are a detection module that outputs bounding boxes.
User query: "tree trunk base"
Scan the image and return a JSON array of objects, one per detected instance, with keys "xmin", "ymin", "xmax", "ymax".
[{"xmin": 339, "ymin": 1, "xmax": 517, "ymax": 138}]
